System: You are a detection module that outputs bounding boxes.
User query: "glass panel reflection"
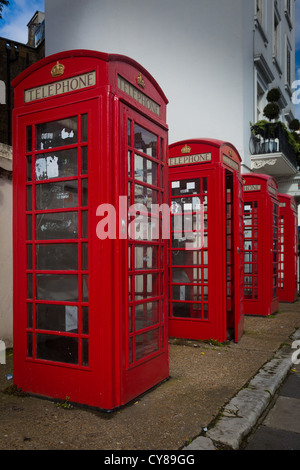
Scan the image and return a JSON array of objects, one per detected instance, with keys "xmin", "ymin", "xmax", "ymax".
[
  {"xmin": 37, "ymin": 304, "xmax": 78, "ymax": 332},
  {"xmin": 36, "ymin": 180, "xmax": 78, "ymax": 210},
  {"xmin": 36, "ymin": 274, "xmax": 78, "ymax": 301},
  {"xmin": 36, "ymin": 243, "xmax": 78, "ymax": 270},
  {"xmin": 134, "ymin": 123, "xmax": 157, "ymax": 158},
  {"xmin": 36, "ymin": 117, "xmax": 78, "ymax": 150},
  {"xmin": 35, "ymin": 149, "xmax": 78, "ymax": 181},
  {"xmin": 36, "ymin": 212, "xmax": 78, "ymax": 240},
  {"xmin": 36, "ymin": 334, "xmax": 78, "ymax": 364}
]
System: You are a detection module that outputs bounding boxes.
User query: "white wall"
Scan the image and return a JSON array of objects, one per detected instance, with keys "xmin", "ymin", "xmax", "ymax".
[
  {"xmin": 45, "ymin": 0, "xmax": 255, "ymax": 165},
  {"xmin": 0, "ymin": 149, "xmax": 12, "ymax": 347}
]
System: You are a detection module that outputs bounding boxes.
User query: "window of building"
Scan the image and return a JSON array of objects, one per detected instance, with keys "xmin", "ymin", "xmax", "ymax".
[
  {"xmin": 256, "ymin": 0, "xmax": 263, "ymax": 24},
  {"xmin": 286, "ymin": 40, "xmax": 292, "ymax": 88}
]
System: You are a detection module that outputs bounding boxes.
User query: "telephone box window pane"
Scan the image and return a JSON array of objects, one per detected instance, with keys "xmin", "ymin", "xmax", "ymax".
[
  {"xmin": 81, "ymin": 114, "xmax": 88, "ymax": 142},
  {"xmin": 36, "ymin": 334, "xmax": 78, "ymax": 364},
  {"xmin": 36, "ymin": 117, "xmax": 78, "ymax": 150},
  {"xmin": 134, "ymin": 154, "xmax": 158, "ymax": 185},
  {"xmin": 27, "ymin": 156, "xmax": 32, "ymax": 181},
  {"xmin": 36, "ymin": 181, "xmax": 78, "ymax": 210},
  {"xmin": 135, "ymin": 301, "xmax": 159, "ymax": 331},
  {"xmin": 27, "ymin": 244, "xmax": 32, "ymax": 269},
  {"xmin": 36, "ymin": 244, "xmax": 78, "ymax": 270},
  {"xmin": 27, "ymin": 274, "xmax": 33, "ymax": 299},
  {"xmin": 35, "ymin": 149, "xmax": 78, "ymax": 181},
  {"xmin": 27, "ymin": 186, "xmax": 32, "ymax": 210},
  {"xmin": 36, "ymin": 274, "xmax": 78, "ymax": 301},
  {"xmin": 81, "ymin": 147, "xmax": 88, "ymax": 175},
  {"xmin": 171, "ymin": 302, "xmax": 192, "ymax": 318},
  {"xmin": 82, "ymin": 275, "xmax": 89, "ymax": 302},
  {"xmin": 27, "ymin": 333, "xmax": 33, "ymax": 358},
  {"xmin": 27, "ymin": 303, "xmax": 33, "ymax": 328},
  {"xmin": 81, "ymin": 179, "xmax": 88, "ymax": 206},
  {"xmin": 171, "ymin": 179, "xmax": 201, "ymax": 197},
  {"xmin": 81, "ymin": 211, "xmax": 88, "ymax": 238},
  {"xmin": 36, "ymin": 212, "xmax": 78, "ymax": 240},
  {"xmin": 128, "ymin": 119, "xmax": 132, "ymax": 146},
  {"xmin": 26, "ymin": 126, "xmax": 32, "ymax": 152},
  {"xmin": 135, "ymin": 246, "xmax": 158, "ymax": 270},
  {"xmin": 27, "ymin": 215, "xmax": 32, "ymax": 240},
  {"xmin": 135, "ymin": 328, "xmax": 159, "ymax": 361},
  {"xmin": 134, "ymin": 124, "xmax": 157, "ymax": 158},
  {"xmin": 135, "ymin": 274, "xmax": 159, "ymax": 300},
  {"xmin": 134, "ymin": 184, "xmax": 158, "ymax": 210},
  {"xmin": 82, "ymin": 243, "xmax": 88, "ymax": 270},
  {"xmin": 37, "ymin": 304, "xmax": 78, "ymax": 333},
  {"xmin": 82, "ymin": 307, "xmax": 89, "ymax": 335},
  {"xmin": 82, "ymin": 338, "xmax": 89, "ymax": 367}
]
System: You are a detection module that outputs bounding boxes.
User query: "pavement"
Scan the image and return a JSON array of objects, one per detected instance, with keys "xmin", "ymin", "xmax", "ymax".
[
  {"xmin": 0, "ymin": 300, "xmax": 300, "ymax": 451},
  {"xmin": 184, "ymin": 325, "xmax": 300, "ymax": 451}
]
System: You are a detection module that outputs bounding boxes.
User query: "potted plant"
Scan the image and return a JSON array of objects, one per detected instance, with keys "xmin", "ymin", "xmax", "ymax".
[{"xmin": 262, "ymin": 88, "xmax": 281, "ymax": 152}]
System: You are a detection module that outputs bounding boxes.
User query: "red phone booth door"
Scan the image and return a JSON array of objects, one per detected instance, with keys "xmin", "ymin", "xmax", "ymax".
[
  {"xmin": 169, "ymin": 166, "xmax": 244, "ymax": 343},
  {"xmin": 14, "ymin": 100, "xmax": 103, "ymax": 406}
]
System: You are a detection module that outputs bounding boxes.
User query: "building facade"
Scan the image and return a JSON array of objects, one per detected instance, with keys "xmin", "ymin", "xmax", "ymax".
[
  {"xmin": 44, "ymin": 1, "xmax": 298, "ymax": 195},
  {"xmin": 0, "ymin": 11, "xmax": 45, "ymax": 346}
]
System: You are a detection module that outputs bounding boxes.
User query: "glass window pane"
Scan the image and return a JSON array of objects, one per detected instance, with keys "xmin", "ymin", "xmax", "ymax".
[
  {"xmin": 27, "ymin": 333, "xmax": 33, "ymax": 357},
  {"xmin": 135, "ymin": 246, "xmax": 158, "ymax": 270},
  {"xmin": 135, "ymin": 273, "xmax": 159, "ymax": 300},
  {"xmin": 81, "ymin": 211, "xmax": 88, "ymax": 238},
  {"xmin": 81, "ymin": 114, "xmax": 88, "ymax": 142},
  {"xmin": 27, "ymin": 215, "xmax": 32, "ymax": 240},
  {"xmin": 37, "ymin": 304, "xmax": 78, "ymax": 332},
  {"xmin": 27, "ymin": 303, "xmax": 33, "ymax": 328},
  {"xmin": 26, "ymin": 126, "xmax": 32, "ymax": 152},
  {"xmin": 82, "ymin": 338, "xmax": 89, "ymax": 367},
  {"xmin": 36, "ymin": 243, "xmax": 78, "ymax": 270},
  {"xmin": 36, "ymin": 117, "xmax": 78, "ymax": 150},
  {"xmin": 82, "ymin": 275, "xmax": 89, "ymax": 302},
  {"xmin": 81, "ymin": 179, "xmax": 88, "ymax": 206},
  {"xmin": 135, "ymin": 328, "xmax": 159, "ymax": 361},
  {"xmin": 171, "ymin": 179, "xmax": 201, "ymax": 197},
  {"xmin": 27, "ymin": 186, "xmax": 32, "ymax": 210},
  {"xmin": 81, "ymin": 147, "xmax": 88, "ymax": 175},
  {"xmin": 135, "ymin": 301, "xmax": 159, "ymax": 331},
  {"xmin": 27, "ymin": 156, "xmax": 32, "ymax": 181},
  {"xmin": 36, "ymin": 274, "xmax": 78, "ymax": 301},
  {"xmin": 36, "ymin": 181, "xmax": 78, "ymax": 210},
  {"xmin": 134, "ymin": 154, "xmax": 158, "ymax": 185},
  {"xmin": 82, "ymin": 242, "xmax": 88, "ymax": 270},
  {"xmin": 36, "ymin": 212, "xmax": 78, "ymax": 240},
  {"xmin": 82, "ymin": 306, "xmax": 89, "ymax": 335},
  {"xmin": 36, "ymin": 334, "xmax": 78, "ymax": 364},
  {"xmin": 27, "ymin": 244, "xmax": 32, "ymax": 269},
  {"xmin": 134, "ymin": 124, "xmax": 157, "ymax": 158},
  {"xmin": 35, "ymin": 149, "xmax": 78, "ymax": 181},
  {"xmin": 134, "ymin": 184, "xmax": 158, "ymax": 210}
]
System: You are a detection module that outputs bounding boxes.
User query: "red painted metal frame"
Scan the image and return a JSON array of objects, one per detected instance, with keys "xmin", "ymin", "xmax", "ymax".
[
  {"xmin": 12, "ymin": 50, "xmax": 169, "ymax": 411},
  {"xmin": 243, "ymin": 173, "xmax": 279, "ymax": 316},
  {"xmin": 168, "ymin": 139, "xmax": 244, "ymax": 343},
  {"xmin": 278, "ymin": 193, "xmax": 298, "ymax": 302}
]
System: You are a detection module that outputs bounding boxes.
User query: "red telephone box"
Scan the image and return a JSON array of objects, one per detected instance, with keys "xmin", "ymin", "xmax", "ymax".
[
  {"xmin": 12, "ymin": 50, "xmax": 169, "ymax": 410},
  {"xmin": 243, "ymin": 173, "xmax": 279, "ymax": 316},
  {"xmin": 168, "ymin": 139, "xmax": 244, "ymax": 343},
  {"xmin": 278, "ymin": 193, "xmax": 298, "ymax": 302}
]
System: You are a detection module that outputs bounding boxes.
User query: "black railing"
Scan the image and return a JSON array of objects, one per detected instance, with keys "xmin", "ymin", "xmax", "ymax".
[{"xmin": 250, "ymin": 122, "xmax": 298, "ymax": 170}]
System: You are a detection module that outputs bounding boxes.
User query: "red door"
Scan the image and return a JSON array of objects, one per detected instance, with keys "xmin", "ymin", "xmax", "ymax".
[
  {"xmin": 119, "ymin": 106, "xmax": 169, "ymax": 404},
  {"xmin": 13, "ymin": 99, "xmax": 104, "ymax": 407}
]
